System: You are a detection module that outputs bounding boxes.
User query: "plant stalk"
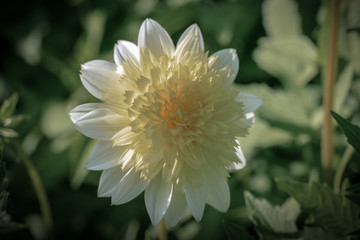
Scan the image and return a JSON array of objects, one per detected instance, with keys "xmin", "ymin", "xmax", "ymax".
[
  {"xmin": 321, "ymin": 0, "xmax": 340, "ymax": 185},
  {"xmin": 15, "ymin": 142, "xmax": 53, "ymax": 238},
  {"xmin": 158, "ymin": 219, "xmax": 168, "ymax": 240}
]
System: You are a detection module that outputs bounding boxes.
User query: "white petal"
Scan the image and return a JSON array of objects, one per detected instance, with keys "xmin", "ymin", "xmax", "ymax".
[
  {"xmin": 111, "ymin": 167, "xmax": 149, "ymax": 205},
  {"xmin": 229, "ymin": 143, "xmax": 246, "ymax": 171},
  {"xmin": 164, "ymin": 185, "xmax": 187, "ymax": 228},
  {"xmin": 69, "ymin": 103, "xmax": 103, "ymax": 122},
  {"xmin": 205, "ymin": 174, "xmax": 230, "ymax": 212},
  {"xmin": 86, "ymin": 141, "xmax": 130, "ymax": 170},
  {"xmin": 80, "ymin": 60, "xmax": 119, "ymax": 100},
  {"xmin": 177, "ymin": 24, "xmax": 204, "ymax": 50},
  {"xmin": 175, "ymin": 24, "xmax": 204, "ymax": 60},
  {"xmin": 210, "ymin": 49, "xmax": 239, "ymax": 84},
  {"xmin": 236, "ymin": 92, "xmax": 263, "ymax": 113},
  {"xmin": 184, "ymin": 178, "xmax": 206, "ymax": 222},
  {"xmin": 98, "ymin": 167, "xmax": 126, "ymax": 197},
  {"xmin": 70, "ymin": 104, "xmax": 126, "ymax": 141},
  {"xmin": 114, "ymin": 40, "xmax": 140, "ymax": 66},
  {"xmin": 145, "ymin": 174, "xmax": 173, "ymax": 225},
  {"xmin": 138, "ymin": 18, "xmax": 175, "ymax": 58}
]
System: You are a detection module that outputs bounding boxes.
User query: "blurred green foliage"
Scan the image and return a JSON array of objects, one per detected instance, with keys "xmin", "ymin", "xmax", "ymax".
[{"xmin": 0, "ymin": 0, "xmax": 359, "ymax": 239}]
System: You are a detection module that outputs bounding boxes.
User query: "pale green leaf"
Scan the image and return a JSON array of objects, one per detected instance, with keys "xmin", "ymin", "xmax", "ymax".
[
  {"xmin": 0, "ymin": 128, "xmax": 18, "ymax": 138},
  {"xmin": 346, "ymin": 0, "xmax": 360, "ymax": 74},
  {"xmin": 74, "ymin": 9, "xmax": 106, "ymax": 63},
  {"xmin": 315, "ymin": 3, "xmax": 330, "ymax": 68},
  {"xmin": 253, "ymin": 36, "xmax": 318, "ymax": 88},
  {"xmin": 348, "ymin": 33, "xmax": 360, "ymax": 75},
  {"xmin": 237, "ymin": 84, "xmax": 321, "ymax": 131},
  {"xmin": 276, "ymin": 179, "xmax": 360, "ymax": 235},
  {"xmin": 334, "ymin": 64, "xmax": 354, "ymax": 113},
  {"xmin": 3, "ymin": 115, "xmax": 27, "ymax": 128},
  {"xmin": 237, "ymin": 119, "xmax": 293, "ymax": 158},
  {"xmin": 244, "ymin": 191, "xmax": 300, "ymax": 234},
  {"xmin": 262, "ymin": 0, "xmax": 301, "ymax": 37},
  {"xmin": 0, "ymin": 93, "xmax": 18, "ymax": 122},
  {"xmin": 41, "ymin": 101, "xmax": 73, "ymax": 139}
]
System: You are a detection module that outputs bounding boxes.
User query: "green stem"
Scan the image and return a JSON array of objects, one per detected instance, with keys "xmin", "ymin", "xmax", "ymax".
[
  {"xmin": 334, "ymin": 145, "xmax": 354, "ymax": 194},
  {"xmin": 158, "ymin": 219, "xmax": 168, "ymax": 240},
  {"xmin": 14, "ymin": 142, "xmax": 53, "ymax": 238},
  {"xmin": 321, "ymin": 0, "xmax": 340, "ymax": 185}
]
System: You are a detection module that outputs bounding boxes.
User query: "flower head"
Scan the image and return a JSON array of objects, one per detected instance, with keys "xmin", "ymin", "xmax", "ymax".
[{"xmin": 70, "ymin": 19, "xmax": 262, "ymax": 227}]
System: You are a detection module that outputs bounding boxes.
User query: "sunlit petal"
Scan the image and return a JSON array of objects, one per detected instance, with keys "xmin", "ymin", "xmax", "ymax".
[
  {"xmin": 80, "ymin": 60, "xmax": 119, "ymax": 100},
  {"xmin": 138, "ymin": 18, "xmax": 175, "ymax": 58},
  {"xmin": 145, "ymin": 174, "xmax": 173, "ymax": 225},
  {"xmin": 210, "ymin": 48, "xmax": 239, "ymax": 84}
]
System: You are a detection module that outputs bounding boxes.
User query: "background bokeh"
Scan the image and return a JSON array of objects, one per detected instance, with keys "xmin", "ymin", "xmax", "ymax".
[{"xmin": 1, "ymin": 0, "xmax": 359, "ymax": 239}]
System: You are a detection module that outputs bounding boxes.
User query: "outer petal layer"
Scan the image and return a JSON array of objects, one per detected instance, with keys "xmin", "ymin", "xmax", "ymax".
[
  {"xmin": 205, "ymin": 173, "xmax": 230, "ymax": 212},
  {"xmin": 98, "ymin": 167, "xmax": 126, "ymax": 197},
  {"xmin": 177, "ymin": 24, "xmax": 204, "ymax": 49},
  {"xmin": 145, "ymin": 174, "xmax": 173, "ymax": 225},
  {"xmin": 138, "ymin": 19, "xmax": 175, "ymax": 58},
  {"xmin": 111, "ymin": 167, "xmax": 149, "ymax": 205},
  {"xmin": 210, "ymin": 49, "xmax": 239, "ymax": 85},
  {"xmin": 164, "ymin": 185, "xmax": 187, "ymax": 228},
  {"xmin": 86, "ymin": 141, "xmax": 133, "ymax": 170},
  {"xmin": 70, "ymin": 103, "xmax": 126, "ymax": 141},
  {"xmin": 80, "ymin": 60, "xmax": 119, "ymax": 100},
  {"xmin": 236, "ymin": 92, "xmax": 263, "ymax": 114},
  {"xmin": 175, "ymin": 24, "xmax": 204, "ymax": 59},
  {"xmin": 114, "ymin": 40, "xmax": 140, "ymax": 66},
  {"xmin": 184, "ymin": 176, "xmax": 206, "ymax": 222}
]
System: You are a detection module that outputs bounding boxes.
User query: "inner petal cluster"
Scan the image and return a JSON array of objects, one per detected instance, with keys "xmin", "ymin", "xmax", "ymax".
[{"xmin": 103, "ymin": 47, "xmax": 247, "ymax": 184}]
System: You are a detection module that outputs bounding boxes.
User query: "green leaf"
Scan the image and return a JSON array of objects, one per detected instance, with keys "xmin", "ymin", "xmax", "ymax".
[
  {"xmin": 0, "ymin": 128, "xmax": 18, "ymax": 138},
  {"xmin": 346, "ymin": 183, "xmax": 360, "ymax": 193},
  {"xmin": 276, "ymin": 178, "xmax": 360, "ymax": 235},
  {"xmin": 334, "ymin": 64, "xmax": 354, "ymax": 113},
  {"xmin": 0, "ymin": 221, "xmax": 26, "ymax": 233},
  {"xmin": 0, "ymin": 93, "xmax": 18, "ymax": 122},
  {"xmin": 346, "ymin": 0, "xmax": 360, "ymax": 75},
  {"xmin": 0, "ymin": 191, "xmax": 8, "ymax": 212},
  {"xmin": 0, "ymin": 161, "xmax": 8, "ymax": 212},
  {"xmin": 3, "ymin": 115, "xmax": 27, "ymax": 128},
  {"xmin": 238, "ymin": 84, "xmax": 321, "ymax": 130},
  {"xmin": 244, "ymin": 191, "xmax": 300, "ymax": 234},
  {"xmin": 253, "ymin": 36, "xmax": 318, "ymax": 88},
  {"xmin": 345, "ymin": 194, "xmax": 360, "ymax": 206},
  {"xmin": 262, "ymin": 0, "xmax": 301, "ymax": 37},
  {"xmin": 346, "ymin": 183, "xmax": 360, "ymax": 206},
  {"xmin": 315, "ymin": 1, "xmax": 330, "ymax": 68},
  {"xmin": 0, "ymin": 161, "xmax": 6, "ymax": 187},
  {"xmin": 74, "ymin": 9, "xmax": 106, "ymax": 63},
  {"xmin": 331, "ymin": 110, "xmax": 360, "ymax": 153},
  {"xmin": 222, "ymin": 220, "xmax": 255, "ymax": 240},
  {"xmin": 41, "ymin": 101, "xmax": 73, "ymax": 139}
]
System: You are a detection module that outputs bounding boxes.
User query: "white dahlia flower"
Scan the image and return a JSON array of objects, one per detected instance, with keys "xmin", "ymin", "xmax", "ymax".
[{"xmin": 70, "ymin": 19, "xmax": 262, "ymax": 227}]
